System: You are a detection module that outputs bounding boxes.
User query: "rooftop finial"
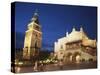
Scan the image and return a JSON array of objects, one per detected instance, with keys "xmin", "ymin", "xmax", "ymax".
[
  {"xmin": 72, "ymin": 26, "xmax": 76, "ymax": 32},
  {"xmin": 80, "ymin": 26, "xmax": 83, "ymax": 32},
  {"xmin": 66, "ymin": 31, "xmax": 69, "ymax": 37}
]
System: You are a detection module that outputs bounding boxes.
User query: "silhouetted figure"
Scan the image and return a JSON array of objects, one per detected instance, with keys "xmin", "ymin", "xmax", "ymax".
[
  {"xmin": 39, "ymin": 63, "xmax": 44, "ymax": 71},
  {"xmin": 59, "ymin": 60, "xmax": 63, "ymax": 70},
  {"xmin": 33, "ymin": 61, "xmax": 38, "ymax": 72}
]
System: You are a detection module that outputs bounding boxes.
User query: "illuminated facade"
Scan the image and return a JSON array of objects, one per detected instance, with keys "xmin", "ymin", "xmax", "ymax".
[
  {"xmin": 54, "ymin": 27, "xmax": 97, "ymax": 63},
  {"xmin": 23, "ymin": 11, "xmax": 42, "ymax": 59}
]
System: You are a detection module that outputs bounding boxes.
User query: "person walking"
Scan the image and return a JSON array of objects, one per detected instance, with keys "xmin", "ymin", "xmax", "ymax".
[
  {"xmin": 33, "ymin": 61, "xmax": 38, "ymax": 72},
  {"xmin": 59, "ymin": 60, "xmax": 63, "ymax": 70}
]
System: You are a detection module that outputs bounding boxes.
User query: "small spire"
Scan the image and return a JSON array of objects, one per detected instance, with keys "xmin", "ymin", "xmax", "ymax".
[
  {"xmin": 72, "ymin": 26, "xmax": 76, "ymax": 32},
  {"xmin": 80, "ymin": 26, "xmax": 83, "ymax": 32},
  {"xmin": 55, "ymin": 42, "xmax": 57, "ymax": 44},
  {"xmin": 66, "ymin": 31, "xmax": 69, "ymax": 37}
]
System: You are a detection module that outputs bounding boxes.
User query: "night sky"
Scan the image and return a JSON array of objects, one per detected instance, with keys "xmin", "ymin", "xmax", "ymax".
[{"xmin": 14, "ymin": 2, "xmax": 97, "ymax": 51}]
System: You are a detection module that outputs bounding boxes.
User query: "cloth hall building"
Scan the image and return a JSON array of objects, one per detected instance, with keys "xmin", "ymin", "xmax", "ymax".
[{"xmin": 54, "ymin": 27, "xmax": 97, "ymax": 63}]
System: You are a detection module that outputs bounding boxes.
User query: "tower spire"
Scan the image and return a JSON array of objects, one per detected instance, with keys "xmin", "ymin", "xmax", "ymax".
[
  {"xmin": 31, "ymin": 9, "xmax": 39, "ymax": 24},
  {"xmin": 34, "ymin": 9, "xmax": 38, "ymax": 16}
]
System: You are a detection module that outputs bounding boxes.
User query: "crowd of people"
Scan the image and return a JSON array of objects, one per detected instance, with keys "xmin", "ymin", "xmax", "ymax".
[{"xmin": 33, "ymin": 60, "xmax": 64, "ymax": 72}]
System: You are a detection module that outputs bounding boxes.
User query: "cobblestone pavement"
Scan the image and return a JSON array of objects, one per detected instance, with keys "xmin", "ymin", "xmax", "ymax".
[{"xmin": 15, "ymin": 61, "xmax": 97, "ymax": 73}]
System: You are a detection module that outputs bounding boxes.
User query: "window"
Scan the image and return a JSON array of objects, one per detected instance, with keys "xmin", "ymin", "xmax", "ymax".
[{"xmin": 61, "ymin": 45, "xmax": 63, "ymax": 49}]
